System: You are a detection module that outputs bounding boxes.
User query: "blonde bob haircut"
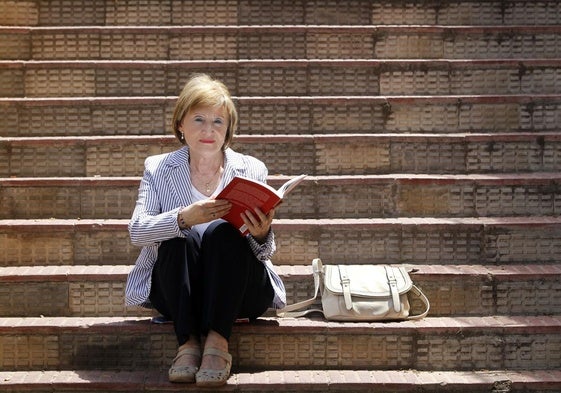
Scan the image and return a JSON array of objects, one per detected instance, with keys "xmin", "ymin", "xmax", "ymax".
[{"xmin": 172, "ymin": 74, "xmax": 238, "ymax": 150}]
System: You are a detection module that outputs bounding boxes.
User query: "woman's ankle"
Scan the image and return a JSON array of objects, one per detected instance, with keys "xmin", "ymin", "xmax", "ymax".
[
  {"xmin": 203, "ymin": 331, "xmax": 228, "ymax": 351},
  {"xmin": 200, "ymin": 331, "xmax": 229, "ymax": 370},
  {"xmin": 179, "ymin": 338, "xmax": 201, "ymax": 351}
]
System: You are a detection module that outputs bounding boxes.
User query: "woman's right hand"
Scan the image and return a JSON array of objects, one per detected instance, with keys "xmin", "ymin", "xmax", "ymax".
[{"xmin": 179, "ymin": 199, "xmax": 231, "ymax": 227}]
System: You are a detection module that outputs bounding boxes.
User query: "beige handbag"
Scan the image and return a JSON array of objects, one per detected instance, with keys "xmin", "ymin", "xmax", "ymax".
[{"xmin": 278, "ymin": 258, "xmax": 430, "ymax": 321}]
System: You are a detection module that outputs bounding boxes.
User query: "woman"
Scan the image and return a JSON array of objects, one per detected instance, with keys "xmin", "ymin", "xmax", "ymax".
[{"xmin": 125, "ymin": 74, "xmax": 286, "ymax": 387}]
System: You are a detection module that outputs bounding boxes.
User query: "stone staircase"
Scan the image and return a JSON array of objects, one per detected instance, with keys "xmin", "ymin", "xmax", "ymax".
[{"xmin": 1, "ymin": 0, "xmax": 561, "ymax": 391}]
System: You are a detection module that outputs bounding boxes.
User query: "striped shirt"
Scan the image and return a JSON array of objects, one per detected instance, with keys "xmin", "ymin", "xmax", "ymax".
[{"xmin": 125, "ymin": 146, "xmax": 287, "ymax": 309}]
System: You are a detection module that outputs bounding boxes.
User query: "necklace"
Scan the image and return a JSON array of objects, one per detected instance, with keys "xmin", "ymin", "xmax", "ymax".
[
  {"xmin": 203, "ymin": 171, "xmax": 219, "ymax": 194},
  {"xmin": 192, "ymin": 163, "xmax": 223, "ymax": 195}
]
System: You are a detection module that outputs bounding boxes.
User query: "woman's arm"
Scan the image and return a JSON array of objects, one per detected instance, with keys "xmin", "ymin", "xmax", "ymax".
[
  {"xmin": 128, "ymin": 165, "xmax": 186, "ymax": 246},
  {"xmin": 247, "ymin": 229, "xmax": 276, "ymax": 261}
]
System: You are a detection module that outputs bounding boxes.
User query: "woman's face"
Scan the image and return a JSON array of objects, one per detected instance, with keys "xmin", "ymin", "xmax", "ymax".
[{"xmin": 179, "ymin": 105, "xmax": 228, "ymax": 154}]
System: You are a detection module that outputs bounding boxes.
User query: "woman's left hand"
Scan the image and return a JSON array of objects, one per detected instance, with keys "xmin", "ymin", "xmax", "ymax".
[{"xmin": 242, "ymin": 207, "xmax": 275, "ymax": 243}]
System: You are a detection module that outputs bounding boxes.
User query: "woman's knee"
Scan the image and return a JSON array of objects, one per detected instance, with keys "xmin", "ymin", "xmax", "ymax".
[
  {"xmin": 205, "ymin": 220, "xmax": 239, "ymax": 238},
  {"xmin": 157, "ymin": 237, "xmax": 186, "ymax": 255},
  {"xmin": 202, "ymin": 221, "xmax": 246, "ymax": 250}
]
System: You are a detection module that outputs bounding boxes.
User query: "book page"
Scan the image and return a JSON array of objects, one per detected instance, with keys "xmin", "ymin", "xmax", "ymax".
[{"xmin": 278, "ymin": 174, "xmax": 307, "ymax": 196}]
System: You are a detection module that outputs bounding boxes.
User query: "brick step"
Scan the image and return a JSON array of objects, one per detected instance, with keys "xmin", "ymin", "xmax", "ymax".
[
  {"xmin": 2, "ymin": 174, "xmax": 561, "ymax": 220},
  {"xmin": 0, "ymin": 315, "xmax": 559, "ymax": 371},
  {"xmin": 1, "ymin": 369, "xmax": 561, "ymax": 393},
  {"xmin": 0, "ymin": 264, "xmax": 559, "ymax": 318},
  {"xmin": 4, "ymin": 0, "xmax": 561, "ymax": 27},
  {"xmin": 3, "ymin": 59, "xmax": 561, "ymax": 98},
  {"xmin": 2, "ymin": 133, "xmax": 561, "ymax": 177},
  {"xmin": 1, "ymin": 217, "xmax": 560, "ymax": 267},
  {"xmin": 2, "ymin": 94, "xmax": 561, "ymax": 136},
  {"xmin": 2, "ymin": 25, "xmax": 561, "ymax": 61}
]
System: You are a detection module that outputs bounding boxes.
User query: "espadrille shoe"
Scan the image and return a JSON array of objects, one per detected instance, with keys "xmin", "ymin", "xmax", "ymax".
[
  {"xmin": 195, "ymin": 347, "xmax": 232, "ymax": 387},
  {"xmin": 168, "ymin": 346, "xmax": 201, "ymax": 383}
]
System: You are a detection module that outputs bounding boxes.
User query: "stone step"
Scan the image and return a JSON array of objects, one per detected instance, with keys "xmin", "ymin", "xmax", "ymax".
[
  {"xmin": 0, "ymin": 264, "xmax": 559, "ymax": 318},
  {"xmin": 0, "ymin": 315, "xmax": 559, "ymax": 371},
  {"xmin": 2, "ymin": 133, "xmax": 561, "ymax": 177},
  {"xmin": 2, "ymin": 25, "xmax": 561, "ymax": 61},
  {"xmin": 2, "ymin": 94, "xmax": 561, "ymax": 136},
  {"xmin": 3, "ymin": 59, "xmax": 561, "ymax": 97},
  {"xmin": 2, "ymin": 173, "xmax": 560, "ymax": 220},
  {"xmin": 4, "ymin": 0, "xmax": 561, "ymax": 27},
  {"xmin": 1, "ymin": 217, "xmax": 560, "ymax": 267},
  {"xmin": 1, "ymin": 369, "xmax": 561, "ymax": 393}
]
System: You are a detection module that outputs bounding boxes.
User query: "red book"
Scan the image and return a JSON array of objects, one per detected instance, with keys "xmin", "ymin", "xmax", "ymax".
[{"xmin": 216, "ymin": 174, "xmax": 307, "ymax": 235}]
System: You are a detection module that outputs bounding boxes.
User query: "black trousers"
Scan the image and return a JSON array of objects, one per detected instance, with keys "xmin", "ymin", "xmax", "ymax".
[{"xmin": 149, "ymin": 221, "xmax": 274, "ymax": 345}]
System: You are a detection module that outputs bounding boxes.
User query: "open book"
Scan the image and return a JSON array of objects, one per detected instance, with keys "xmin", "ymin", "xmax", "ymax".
[{"xmin": 215, "ymin": 174, "xmax": 307, "ymax": 235}]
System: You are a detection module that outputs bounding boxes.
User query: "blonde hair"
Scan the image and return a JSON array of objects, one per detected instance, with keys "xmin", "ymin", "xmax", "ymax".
[{"xmin": 172, "ymin": 74, "xmax": 238, "ymax": 150}]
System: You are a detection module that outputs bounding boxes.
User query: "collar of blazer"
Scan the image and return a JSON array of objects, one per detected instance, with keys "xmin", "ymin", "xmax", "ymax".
[
  {"xmin": 165, "ymin": 146, "xmax": 247, "ymax": 174},
  {"xmin": 163, "ymin": 146, "xmax": 249, "ymax": 206}
]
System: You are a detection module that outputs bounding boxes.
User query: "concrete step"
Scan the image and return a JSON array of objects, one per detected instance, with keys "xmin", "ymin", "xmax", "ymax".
[
  {"xmin": 0, "ymin": 315, "xmax": 559, "ymax": 372},
  {"xmin": 2, "ymin": 174, "xmax": 560, "ymax": 220},
  {"xmin": 1, "ymin": 369, "xmax": 561, "ymax": 392},
  {"xmin": 1, "ymin": 217, "xmax": 560, "ymax": 267},
  {"xmin": 4, "ymin": 0, "xmax": 561, "ymax": 27},
  {"xmin": 0, "ymin": 264, "xmax": 559, "ymax": 318},
  {"xmin": 3, "ymin": 59, "xmax": 561, "ymax": 97},
  {"xmin": 2, "ymin": 94, "xmax": 561, "ymax": 136},
  {"xmin": 2, "ymin": 133, "xmax": 561, "ymax": 177},
  {"xmin": 2, "ymin": 1, "xmax": 557, "ymax": 391},
  {"xmin": 2, "ymin": 25, "xmax": 561, "ymax": 61}
]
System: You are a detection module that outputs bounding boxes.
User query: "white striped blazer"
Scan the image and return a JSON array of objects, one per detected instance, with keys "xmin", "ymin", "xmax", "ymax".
[{"xmin": 125, "ymin": 146, "xmax": 287, "ymax": 309}]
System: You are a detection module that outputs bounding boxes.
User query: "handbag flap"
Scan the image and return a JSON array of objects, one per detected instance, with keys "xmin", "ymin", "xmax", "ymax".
[{"xmin": 324, "ymin": 265, "xmax": 413, "ymax": 297}]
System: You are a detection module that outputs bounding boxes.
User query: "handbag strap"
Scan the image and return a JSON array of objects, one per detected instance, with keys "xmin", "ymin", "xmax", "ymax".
[
  {"xmin": 407, "ymin": 284, "xmax": 431, "ymax": 320},
  {"xmin": 337, "ymin": 265, "xmax": 353, "ymax": 311},
  {"xmin": 276, "ymin": 258, "xmax": 325, "ymax": 318},
  {"xmin": 387, "ymin": 265, "xmax": 431, "ymax": 320},
  {"xmin": 384, "ymin": 265, "xmax": 402, "ymax": 313}
]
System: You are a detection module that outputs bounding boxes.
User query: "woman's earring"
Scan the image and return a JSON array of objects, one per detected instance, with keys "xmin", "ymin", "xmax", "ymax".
[{"xmin": 180, "ymin": 133, "xmax": 185, "ymax": 141}]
